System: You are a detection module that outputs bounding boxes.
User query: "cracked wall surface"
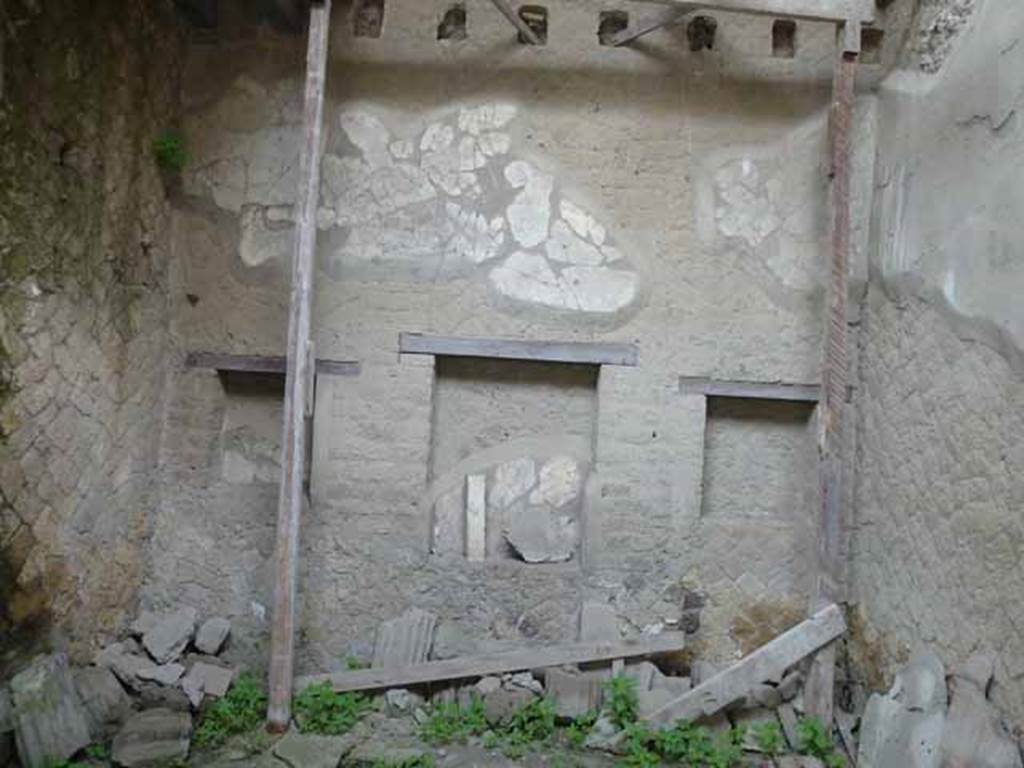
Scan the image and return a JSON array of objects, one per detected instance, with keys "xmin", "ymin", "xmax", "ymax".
[
  {"xmin": 143, "ymin": 0, "xmax": 880, "ymax": 674},
  {"xmin": 0, "ymin": 0, "xmax": 180, "ymax": 666},
  {"xmin": 852, "ymin": 0, "xmax": 1024, "ymax": 727}
]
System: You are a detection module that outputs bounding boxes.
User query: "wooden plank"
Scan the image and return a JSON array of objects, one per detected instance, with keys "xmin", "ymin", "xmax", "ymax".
[
  {"xmin": 488, "ymin": 0, "xmax": 542, "ymax": 45},
  {"xmin": 642, "ymin": 604, "xmax": 846, "ymax": 726},
  {"xmin": 266, "ymin": 0, "xmax": 332, "ymax": 733},
  {"xmin": 465, "ymin": 474, "xmax": 486, "ymax": 562},
  {"xmin": 633, "ymin": 0, "xmax": 874, "ymax": 24},
  {"xmin": 185, "ymin": 352, "xmax": 359, "ymax": 377},
  {"xmin": 679, "ymin": 377, "xmax": 820, "ymax": 403},
  {"xmin": 297, "ymin": 633, "xmax": 687, "ymax": 693},
  {"xmin": 399, "ymin": 333, "xmax": 638, "ymax": 367},
  {"xmin": 609, "ymin": 8, "xmax": 689, "ymax": 47},
  {"xmin": 805, "ymin": 47, "xmax": 858, "ymax": 726}
]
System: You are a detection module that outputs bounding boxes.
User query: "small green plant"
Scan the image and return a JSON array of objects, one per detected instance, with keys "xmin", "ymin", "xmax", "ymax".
[
  {"xmin": 622, "ymin": 721, "xmax": 659, "ymax": 767},
  {"xmin": 797, "ymin": 716, "xmax": 837, "ymax": 758},
  {"xmin": 84, "ymin": 743, "xmax": 110, "ymax": 760},
  {"xmin": 153, "ymin": 131, "xmax": 187, "ymax": 173},
  {"xmin": 753, "ymin": 719, "xmax": 784, "ymax": 756},
  {"xmin": 706, "ymin": 727, "xmax": 745, "ymax": 768},
  {"xmin": 565, "ymin": 710, "xmax": 598, "ymax": 748},
  {"xmin": 346, "ymin": 655, "xmax": 370, "ymax": 670},
  {"xmin": 501, "ymin": 696, "xmax": 557, "ymax": 752},
  {"xmin": 293, "ymin": 681, "xmax": 371, "ymax": 735},
  {"xmin": 419, "ymin": 697, "xmax": 489, "ymax": 745},
  {"xmin": 370, "ymin": 756, "xmax": 436, "ymax": 768},
  {"xmin": 603, "ymin": 675, "xmax": 639, "ymax": 728},
  {"xmin": 193, "ymin": 672, "xmax": 268, "ymax": 748}
]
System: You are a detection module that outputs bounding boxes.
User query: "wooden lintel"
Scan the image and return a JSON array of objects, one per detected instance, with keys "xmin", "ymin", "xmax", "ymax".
[
  {"xmin": 298, "ymin": 633, "xmax": 687, "ymax": 693},
  {"xmin": 399, "ymin": 333, "xmax": 638, "ymax": 367},
  {"xmin": 489, "ymin": 0, "xmax": 542, "ymax": 45},
  {"xmin": 266, "ymin": 0, "xmax": 332, "ymax": 733},
  {"xmin": 630, "ymin": 0, "xmax": 874, "ymax": 25},
  {"xmin": 679, "ymin": 377, "xmax": 820, "ymax": 403},
  {"xmin": 185, "ymin": 352, "xmax": 359, "ymax": 377},
  {"xmin": 642, "ymin": 604, "xmax": 846, "ymax": 725}
]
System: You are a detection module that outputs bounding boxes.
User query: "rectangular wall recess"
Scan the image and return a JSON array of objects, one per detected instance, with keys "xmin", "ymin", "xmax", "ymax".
[{"xmin": 400, "ymin": 333, "xmax": 638, "ymax": 367}]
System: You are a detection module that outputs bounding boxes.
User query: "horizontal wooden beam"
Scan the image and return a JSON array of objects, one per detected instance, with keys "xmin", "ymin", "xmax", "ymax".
[
  {"xmin": 679, "ymin": 377, "xmax": 820, "ymax": 403},
  {"xmin": 297, "ymin": 633, "xmax": 686, "ymax": 693},
  {"xmin": 185, "ymin": 352, "xmax": 360, "ymax": 377},
  {"xmin": 642, "ymin": 604, "xmax": 845, "ymax": 726},
  {"xmin": 631, "ymin": 0, "xmax": 874, "ymax": 24},
  {"xmin": 400, "ymin": 333, "xmax": 638, "ymax": 367}
]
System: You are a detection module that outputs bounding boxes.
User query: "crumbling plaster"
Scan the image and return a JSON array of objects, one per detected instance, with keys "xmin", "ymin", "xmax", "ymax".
[
  {"xmin": 147, "ymin": 0, "xmax": 883, "ymax": 676},
  {"xmin": 852, "ymin": 0, "xmax": 1024, "ymax": 726}
]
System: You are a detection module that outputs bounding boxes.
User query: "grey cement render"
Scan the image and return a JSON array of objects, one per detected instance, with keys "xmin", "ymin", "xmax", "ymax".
[
  {"xmin": 145, "ymin": 0, "xmax": 888, "ymax": 677},
  {"xmin": 851, "ymin": 0, "xmax": 1024, "ymax": 726}
]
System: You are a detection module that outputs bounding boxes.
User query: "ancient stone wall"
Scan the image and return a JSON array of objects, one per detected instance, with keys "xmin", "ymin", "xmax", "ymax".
[
  {"xmin": 147, "ymin": 0, "xmax": 880, "ymax": 675},
  {"xmin": 0, "ymin": 0, "xmax": 181, "ymax": 665},
  {"xmin": 852, "ymin": 0, "xmax": 1024, "ymax": 726}
]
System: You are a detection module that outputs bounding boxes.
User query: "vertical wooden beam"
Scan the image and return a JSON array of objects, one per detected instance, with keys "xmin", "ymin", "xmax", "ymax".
[
  {"xmin": 804, "ymin": 27, "xmax": 858, "ymax": 726},
  {"xmin": 266, "ymin": 0, "xmax": 331, "ymax": 732}
]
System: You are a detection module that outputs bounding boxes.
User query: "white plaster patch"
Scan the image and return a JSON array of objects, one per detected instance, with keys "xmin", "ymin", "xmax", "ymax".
[
  {"xmin": 561, "ymin": 266, "xmax": 638, "ymax": 313},
  {"xmin": 444, "ymin": 203, "xmax": 506, "ymax": 265},
  {"xmin": 559, "ymin": 199, "xmax": 606, "ymax": 246},
  {"xmin": 478, "ymin": 132, "xmax": 511, "ymax": 157},
  {"xmin": 715, "ymin": 158, "xmax": 781, "ymax": 248},
  {"xmin": 505, "ymin": 161, "xmax": 554, "ymax": 248},
  {"xmin": 340, "ymin": 111, "xmax": 392, "ymax": 170},
  {"xmin": 458, "ymin": 104, "xmax": 517, "ymax": 136},
  {"xmin": 545, "ymin": 220, "xmax": 604, "ymax": 266},
  {"xmin": 421, "ymin": 123, "xmax": 455, "ymax": 153},
  {"xmin": 389, "ymin": 139, "xmax": 415, "ymax": 160},
  {"xmin": 490, "ymin": 251, "xmax": 578, "ymax": 310},
  {"xmin": 432, "ymin": 485, "xmax": 464, "ymax": 555},
  {"xmin": 530, "ymin": 456, "xmax": 581, "ymax": 508},
  {"xmin": 489, "ymin": 458, "xmax": 537, "ymax": 510},
  {"xmin": 238, "ymin": 205, "xmax": 292, "ymax": 267}
]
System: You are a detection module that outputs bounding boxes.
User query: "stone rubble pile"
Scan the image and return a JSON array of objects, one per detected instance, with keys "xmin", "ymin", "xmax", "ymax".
[{"xmin": 0, "ymin": 608, "xmax": 233, "ymax": 768}]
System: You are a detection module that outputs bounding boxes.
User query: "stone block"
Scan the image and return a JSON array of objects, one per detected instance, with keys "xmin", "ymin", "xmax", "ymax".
[
  {"xmin": 504, "ymin": 505, "xmax": 576, "ymax": 563},
  {"xmin": 482, "ymin": 687, "xmax": 535, "ymax": 725},
  {"xmin": 384, "ymin": 689, "xmax": 425, "ymax": 716},
  {"xmin": 10, "ymin": 654, "xmax": 91, "ymax": 768},
  {"xmin": 545, "ymin": 668, "xmax": 603, "ymax": 720},
  {"xmin": 180, "ymin": 662, "xmax": 236, "ymax": 709},
  {"xmin": 940, "ymin": 676, "xmax": 1022, "ymax": 768},
  {"xmin": 578, "ymin": 602, "xmax": 620, "ymax": 642},
  {"xmin": 272, "ymin": 730, "xmax": 354, "ymax": 768},
  {"xmin": 372, "ymin": 608, "xmax": 437, "ymax": 668},
  {"xmin": 73, "ymin": 667, "xmax": 132, "ymax": 740},
  {"xmin": 95, "ymin": 643, "xmax": 153, "ymax": 691},
  {"xmin": 111, "ymin": 709, "xmax": 192, "ymax": 767},
  {"xmin": 142, "ymin": 607, "xmax": 198, "ymax": 664},
  {"xmin": 137, "ymin": 663, "xmax": 186, "ymax": 687},
  {"xmin": 194, "ymin": 617, "xmax": 232, "ymax": 656},
  {"xmin": 430, "ymin": 622, "xmax": 477, "ymax": 661}
]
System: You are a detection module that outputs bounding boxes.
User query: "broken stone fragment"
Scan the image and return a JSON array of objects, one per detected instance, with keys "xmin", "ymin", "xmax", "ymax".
[
  {"xmin": 129, "ymin": 611, "xmax": 160, "ymax": 637},
  {"xmin": 95, "ymin": 643, "xmax": 153, "ymax": 691},
  {"xmin": 583, "ymin": 712, "xmax": 625, "ymax": 752},
  {"xmin": 142, "ymin": 607, "xmax": 198, "ymax": 664},
  {"xmin": 504, "ymin": 671, "xmax": 544, "ymax": 695},
  {"xmin": 940, "ymin": 669, "xmax": 1022, "ymax": 768},
  {"xmin": 474, "ymin": 676, "xmax": 502, "ymax": 697},
  {"xmin": 489, "ymin": 457, "xmax": 536, "ymax": 510},
  {"xmin": 180, "ymin": 661, "xmax": 235, "ymax": 709},
  {"xmin": 429, "ymin": 622, "xmax": 478, "ymax": 661},
  {"xmin": 858, "ymin": 648, "xmax": 947, "ymax": 768},
  {"xmin": 137, "ymin": 663, "xmax": 186, "ymax": 687},
  {"xmin": 482, "ymin": 687, "xmax": 536, "ymax": 725},
  {"xmin": 194, "ymin": 617, "xmax": 231, "ymax": 656},
  {"xmin": 529, "ymin": 456, "xmax": 581, "ymax": 508},
  {"xmin": 73, "ymin": 666, "xmax": 132, "ymax": 741},
  {"xmin": 136, "ymin": 682, "xmax": 192, "ymax": 713},
  {"xmin": 10, "ymin": 654, "xmax": 92, "ymax": 768},
  {"xmin": 504, "ymin": 505, "xmax": 576, "ymax": 563},
  {"xmin": 372, "ymin": 608, "xmax": 437, "ymax": 668},
  {"xmin": 623, "ymin": 661, "xmax": 658, "ymax": 692},
  {"xmin": 545, "ymin": 667, "xmax": 604, "ymax": 719},
  {"xmin": 384, "ymin": 689, "xmax": 425, "ymax": 716},
  {"xmin": 272, "ymin": 730, "xmax": 354, "ymax": 768},
  {"xmin": 111, "ymin": 708, "xmax": 192, "ymax": 767}
]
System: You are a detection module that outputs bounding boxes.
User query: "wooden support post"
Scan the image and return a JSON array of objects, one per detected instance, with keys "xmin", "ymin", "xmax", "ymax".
[
  {"xmin": 266, "ymin": 0, "xmax": 332, "ymax": 733},
  {"xmin": 489, "ymin": 0, "xmax": 542, "ymax": 45},
  {"xmin": 804, "ymin": 26, "xmax": 859, "ymax": 726}
]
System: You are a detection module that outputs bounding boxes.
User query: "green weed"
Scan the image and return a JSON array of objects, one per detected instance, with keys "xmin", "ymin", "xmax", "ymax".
[
  {"xmin": 293, "ymin": 681, "xmax": 371, "ymax": 735},
  {"xmin": 603, "ymin": 675, "xmax": 639, "ymax": 728},
  {"xmin": 419, "ymin": 697, "xmax": 489, "ymax": 745},
  {"xmin": 153, "ymin": 131, "xmax": 187, "ymax": 172},
  {"xmin": 565, "ymin": 710, "xmax": 598, "ymax": 748},
  {"xmin": 753, "ymin": 719, "xmax": 784, "ymax": 756},
  {"xmin": 193, "ymin": 672, "xmax": 268, "ymax": 749},
  {"xmin": 370, "ymin": 756, "xmax": 436, "ymax": 768}
]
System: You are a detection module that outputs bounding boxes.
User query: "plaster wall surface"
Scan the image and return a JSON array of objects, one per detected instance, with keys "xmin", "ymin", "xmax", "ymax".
[
  {"xmin": 852, "ymin": 0, "xmax": 1024, "ymax": 725},
  {"xmin": 148, "ymin": 0, "xmax": 879, "ymax": 673},
  {"xmin": 0, "ymin": 0, "xmax": 180, "ymax": 666}
]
